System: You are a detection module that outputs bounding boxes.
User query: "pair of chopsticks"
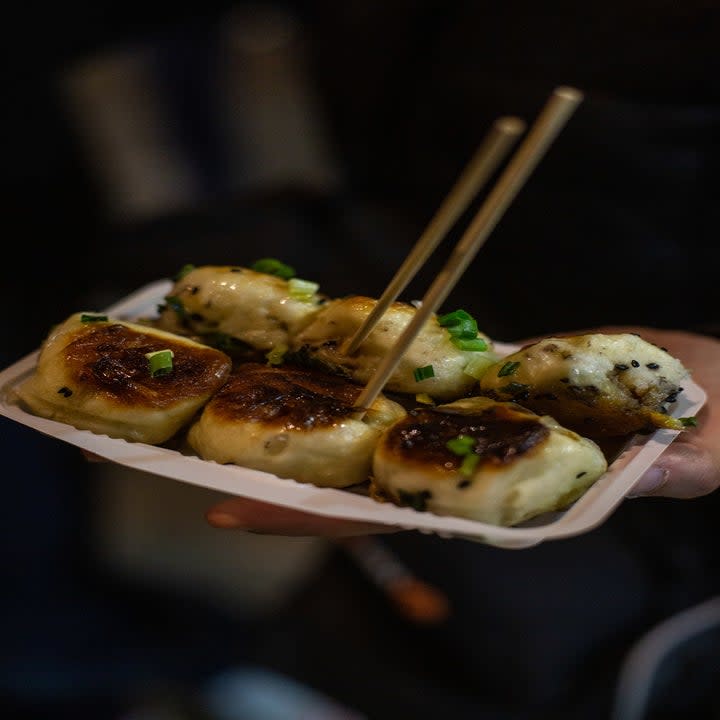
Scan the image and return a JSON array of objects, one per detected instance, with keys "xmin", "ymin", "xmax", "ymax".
[{"xmin": 350, "ymin": 86, "xmax": 583, "ymax": 418}]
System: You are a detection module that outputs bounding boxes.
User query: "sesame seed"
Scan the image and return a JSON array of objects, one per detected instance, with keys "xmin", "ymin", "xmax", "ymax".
[{"xmin": 631, "ymin": 360, "xmax": 640, "ymax": 368}]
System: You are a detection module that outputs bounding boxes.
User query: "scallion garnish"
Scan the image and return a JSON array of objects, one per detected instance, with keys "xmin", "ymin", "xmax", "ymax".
[
  {"xmin": 438, "ymin": 309, "xmax": 487, "ymax": 351},
  {"xmin": 498, "ymin": 360, "xmax": 521, "ymax": 377},
  {"xmin": 251, "ymin": 257, "xmax": 296, "ymax": 280},
  {"xmin": 288, "ymin": 277, "xmax": 319, "ymax": 301},
  {"xmin": 451, "ymin": 337, "xmax": 489, "ymax": 352},
  {"xmin": 164, "ymin": 295, "xmax": 187, "ymax": 318},
  {"xmin": 463, "ymin": 354, "xmax": 497, "ymax": 380},
  {"xmin": 446, "ymin": 434, "xmax": 475, "ymax": 456},
  {"xmin": 438, "ymin": 309, "xmax": 477, "ymax": 334},
  {"xmin": 413, "ymin": 364, "xmax": 435, "ymax": 382},
  {"xmin": 446, "ymin": 433, "xmax": 480, "ymax": 477},
  {"xmin": 266, "ymin": 343, "xmax": 288, "ymax": 366},
  {"xmin": 80, "ymin": 314, "xmax": 108, "ymax": 323},
  {"xmin": 145, "ymin": 349, "xmax": 174, "ymax": 377},
  {"xmin": 679, "ymin": 416, "xmax": 698, "ymax": 427},
  {"xmin": 459, "ymin": 453, "xmax": 481, "ymax": 477},
  {"xmin": 173, "ymin": 263, "xmax": 196, "ymax": 281}
]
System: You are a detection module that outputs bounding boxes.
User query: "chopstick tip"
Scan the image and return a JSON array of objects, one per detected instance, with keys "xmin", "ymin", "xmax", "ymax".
[
  {"xmin": 495, "ymin": 116, "xmax": 526, "ymax": 136},
  {"xmin": 554, "ymin": 85, "xmax": 584, "ymax": 103}
]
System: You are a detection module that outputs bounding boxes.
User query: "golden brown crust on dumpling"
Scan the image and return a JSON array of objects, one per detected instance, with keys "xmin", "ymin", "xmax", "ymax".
[
  {"xmin": 16, "ymin": 313, "xmax": 232, "ymax": 444},
  {"xmin": 187, "ymin": 363, "xmax": 407, "ymax": 488},
  {"xmin": 372, "ymin": 396, "xmax": 608, "ymax": 526},
  {"xmin": 61, "ymin": 322, "xmax": 231, "ymax": 407},
  {"xmin": 209, "ymin": 363, "xmax": 371, "ymax": 428},
  {"xmin": 379, "ymin": 403, "xmax": 551, "ymax": 473}
]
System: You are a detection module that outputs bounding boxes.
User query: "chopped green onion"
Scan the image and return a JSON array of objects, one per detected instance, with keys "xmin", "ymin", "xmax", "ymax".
[
  {"xmin": 442, "ymin": 316, "xmax": 478, "ymax": 339},
  {"xmin": 451, "ymin": 337, "xmax": 489, "ymax": 352},
  {"xmin": 266, "ymin": 343, "xmax": 288, "ymax": 366},
  {"xmin": 463, "ymin": 354, "xmax": 497, "ymax": 380},
  {"xmin": 455, "ymin": 317, "xmax": 479, "ymax": 338},
  {"xmin": 498, "ymin": 360, "xmax": 521, "ymax": 377},
  {"xmin": 438, "ymin": 309, "xmax": 488, "ymax": 351},
  {"xmin": 446, "ymin": 434, "xmax": 475, "ymax": 456},
  {"xmin": 415, "ymin": 392, "xmax": 435, "ymax": 405},
  {"xmin": 145, "ymin": 349, "xmax": 174, "ymax": 377},
  {"xmin": 413, "ymin": 364, "xmax": 435, "ymax": 382},
  {"xmin": 173, "ymin": 263, "xmax": 195, "ymax": 281},
  {"xmin": 80, "ymin": 314, "xmax": 108, "ymax": 323},
  {"xmin": 251, "ymin": 257, "xmax": 296, "ymax": 279},
  {"xmin": 459, "ymin": 453, "xmax": 480, "ymax": 477},
  {"xmin": 438, "ymin": 309, "xmax": 474, "ymax": 328},
  {"xmin": 164, "ymin": 295, "xmax": 187, "ymax": 318},
  {"xmin": 288, "ymin": 277, "xmax": 319, "ymax": 301},
  {"xmin": 446, "ymin": 433, "xmax": 480, "ymax": 477},
  {"xmin": 439, "ymin": 311, "xmax": 479, "ymax": 338},
  {"xmin": 679, "ymin": 416, "xmax": 698, "ymax": 427}
]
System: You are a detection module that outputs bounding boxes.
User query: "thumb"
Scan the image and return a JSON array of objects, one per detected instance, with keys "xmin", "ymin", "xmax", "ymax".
[{"xmin": 628, "ymin": 442, "xmax": 718, "ymax": 499}]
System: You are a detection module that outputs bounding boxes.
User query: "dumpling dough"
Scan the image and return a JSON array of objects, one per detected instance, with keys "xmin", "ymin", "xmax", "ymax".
[
  {"xmin": 16, "ymin": 313, "xmax": 232, "ymax": 444},
  {"xmin": 372, "ymin": 396, "xmax": 607, "ymax": 526},
  {"xmin": 479, "ymin": 333, "xmax": 690, "ymax": 436},
  {"xmin": 187, "ymin": 362, "xmax": 407, "ymax": 488},
  {"xmin": 290, "ymin": 296, "xmax": 499, "ymax": 401},
  {"xmin": 155, "ymin": 265, "xmax": 324, "ymax": 355}
]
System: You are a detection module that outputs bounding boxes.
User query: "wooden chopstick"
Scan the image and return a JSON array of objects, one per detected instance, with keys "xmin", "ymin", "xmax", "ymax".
[
  {"xmin": 343, "ymin": 116, "xmax": 526, "ymax": 356},
  {"xmin": 353, "ymin": 86, "xmax": 583, "ymax": 418}
]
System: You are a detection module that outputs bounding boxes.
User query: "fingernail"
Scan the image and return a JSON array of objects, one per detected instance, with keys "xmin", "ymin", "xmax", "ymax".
[
  {"xmin": 627, "ymin": 467, "xmax": 670, "ymax": 498},
  {"xmin": 206, "ymin": 511, "xmax": 245, "ymax": 529}
]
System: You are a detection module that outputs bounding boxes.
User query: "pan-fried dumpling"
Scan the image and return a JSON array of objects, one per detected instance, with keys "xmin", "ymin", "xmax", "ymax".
[
  {"xmin": 15, "ymin": 313, "xmax": 232, "ymax": 444},
  {"xmin": 187, "ymin": 362, "xmax": 407, "ymax": 488},
  {"xmin": 290, "ymin": 296, "xmax": 499, "ymax": 401},
  {"xmin": 155, "ymin": 264, "xmax": 324, "ymax": 358},
  {"xmin": 479, "ymin": 333, "xmax": 690, "ymax": 436},
  {"xmin": 372, "ymin": 396, "xmax": 607, "ymax": 526}
]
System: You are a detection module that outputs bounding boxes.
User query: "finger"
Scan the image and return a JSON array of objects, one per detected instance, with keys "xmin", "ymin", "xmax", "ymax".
[
  {"xmin": 628, "ymin": 441, "xmax": 720, "ymax": 499},
  {"xmin": 206, "ymin": 496, "xmax": 400, "ymax": 537}
]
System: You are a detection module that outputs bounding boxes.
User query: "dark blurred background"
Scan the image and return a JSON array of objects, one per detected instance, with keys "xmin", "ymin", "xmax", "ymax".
[{"xmin": 2, "ymin": 2, "xmax": 720, "ymax": 719}]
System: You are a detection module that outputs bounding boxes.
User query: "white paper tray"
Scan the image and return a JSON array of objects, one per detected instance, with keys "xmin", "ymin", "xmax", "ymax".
[{"xmin": 0, "ymin": 279, "xmax": 708, "ymax": 548}]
